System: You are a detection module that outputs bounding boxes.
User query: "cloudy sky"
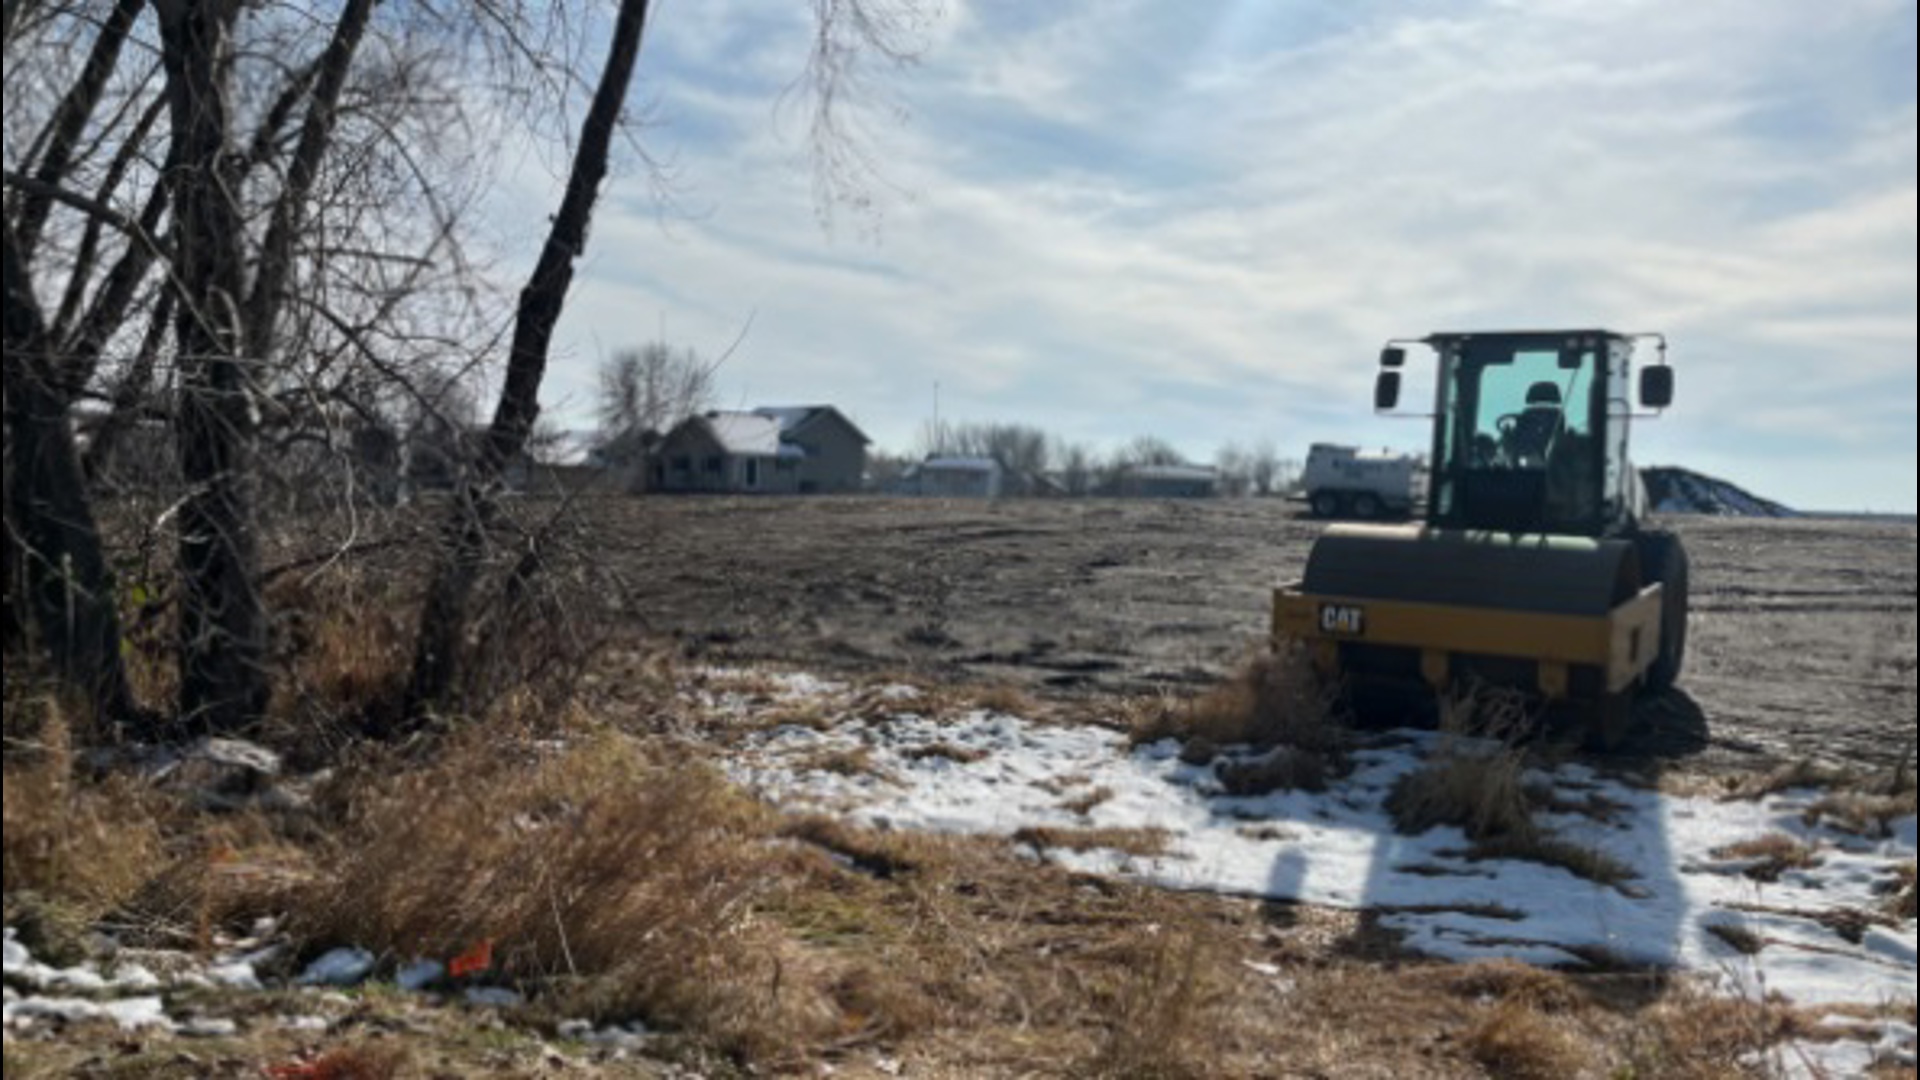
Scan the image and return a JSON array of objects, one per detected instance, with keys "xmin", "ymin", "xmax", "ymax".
[{"xmin": 516, "ymin": 0, "xmax": 1915, "ymax": 513}]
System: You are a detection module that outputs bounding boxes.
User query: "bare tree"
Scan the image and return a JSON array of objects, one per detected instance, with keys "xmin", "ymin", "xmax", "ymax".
[
  {"xmin": 1055, "ymin": 439, "xmax": 1095, "ymax": 497},
  {"xmin": 1247, "ymin": 440, "xmax": 1282, "ymax": 497},
  {"xmin": 407, "ymin": 0, "xmax": 655, "ymax": 716},
  {"xmin": 595, "ymin": 341, "xmax": 716, "ymax": 442},
  {"xmin": 1215, "ymin": 442, "xmax": 1252, "ymax": 499},
  {"xmin": 1117, "ymin": 435, "xmax": 1187, "ymax": 468}
]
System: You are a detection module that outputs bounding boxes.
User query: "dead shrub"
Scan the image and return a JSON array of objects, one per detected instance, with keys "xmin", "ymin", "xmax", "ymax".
[
  {"xmin": 266, "ymin": 569, "xmax": 415, "ymax": 740},
  {"xmin": 1388, "ymin": 743, "xmax": 1533, "ymax": 842},
  {"xmin": 127, "ymin": 812, "xmax": 317, "ymax": 952},
  {"xmin": 1086, "ymin": 930, "xmax": 1231, "ymax": 1079},
  {"xmin": 1, "ymin": 703, "xmax": 168, "ymax": 929},
  {"xmin": 1133, "ymin": 646, "xmax": 1344, "ymax": 758},
  {"xmin": 292, "ymin": 731, "xmax": 781, "ymax": 1051},
  {"xmin": 1715, "ymin": 834, "xmax": 1823, "ymax": 884},
  {"xmin": 1892, "ymin": 863, "xmax": 1916, "ymax": 921},
  {"xmin": 1462, "ymin": 998, "xmax": 1590, "ymax": 1080},
  {"xmin": 1391, "ymin": 688, "xmax": 1632, "ymax": 887}
]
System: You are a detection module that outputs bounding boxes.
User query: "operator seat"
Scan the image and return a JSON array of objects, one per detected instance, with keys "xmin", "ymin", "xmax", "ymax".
[{"xmin": 1510, "ymin": 381, "xmax": 1565, "ymax": 464}]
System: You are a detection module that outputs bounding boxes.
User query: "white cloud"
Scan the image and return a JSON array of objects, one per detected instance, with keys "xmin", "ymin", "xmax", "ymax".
[{"xmin": 511, "ymin": 0, "xmax": 1917, "ymax": 510}]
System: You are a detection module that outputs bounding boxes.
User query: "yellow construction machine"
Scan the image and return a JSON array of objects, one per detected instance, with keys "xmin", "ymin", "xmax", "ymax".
[{"xmin": 1274, "ymin": 330, "xmax": 1688, "ymax": 748}]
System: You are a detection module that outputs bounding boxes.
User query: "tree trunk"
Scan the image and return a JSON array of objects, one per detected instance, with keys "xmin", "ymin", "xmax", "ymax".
[
  {"xmin": 156, "ymin": 0, "xmax": 270, "ymax": 735},
  {"xmin": 2, "ymin": 224, "xmax": 137, "ymax": 722},
  {"xmin": 406, "ymin": 0, "xmax": 654, "ymax": 717}
]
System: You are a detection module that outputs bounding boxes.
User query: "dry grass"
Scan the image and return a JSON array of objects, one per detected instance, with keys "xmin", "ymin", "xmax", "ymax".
[
  {"xmin": 1060, "ymin": 786, "xmax": 1116, "ymax": 816},
  {"xmin": 1716, "ymin": 834, "xmax": 1824, "ymax": 884},
  {"xmin": 900, "ymin": 742, "xmax": 992, "ymax": 765},
  {"xmin": 1131, "ymin": 646, "xmax": 1343, "ymax": 757},
  {"xmin": 1014, "ymin": 826, "xmax": 1174, "ymax": 859},
  {"xmin": 1389, "ymin": 687, "xmax": 1633, "ymax": 887},
  {"xmin": 1462, "ymin": 997, "xmax": 1592, "ymax": 1080},
  {"xmin": 794, "ymin": 743, "xmax": 880, "ymax": 777},
  {"xmin": 1473, "ymin": 834, "xmax": 1638, "ymax": 889},
  {"xmin": 969, "ymin": 682, "xmax": 1042, "ymax": 717},
  {"xmin": 1803, "ymin": 790, "xmax": 1919, "ymax": 838},
  {"xmin": 287, "ymin": 731, "xmax": 795, "ymax": 1056},
  {"xmin": 265, "ymin": 571, "xmax": 416, "ymax": 742},
  {"xmin": 1616, "ymin": 988, "xmax": 1807, "ymax": 1080},
  {"xmin": 1892, "ymin": 862, "xmax": 1916, "ymax": 921},
  {"xmin": 1739, "ymin": 758, "xmax": 1858, "ymax": 799},
  {"xmin": 1388, "ymin": 743, "xmax": 1534, "ymax": 842},
  {"xmin": 1706, "ymin": 921, "xmax": 1769, "ymax": 956},
  {"xmin": 2, "ymin": 702, "xmax": 169, "ymax": 939},
  {"xmin": 777, "ymin": 813, "xmax": 930, "ymax": 881},
  {"xmin": 1087, "ymin": 929, "xmax": 1235, "ymax": 1079}
]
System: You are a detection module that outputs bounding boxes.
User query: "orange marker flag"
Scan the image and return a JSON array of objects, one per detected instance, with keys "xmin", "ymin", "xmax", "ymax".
[{"xmin": 448, "ymin": 938, "xmax": 495, "ymax": 979}]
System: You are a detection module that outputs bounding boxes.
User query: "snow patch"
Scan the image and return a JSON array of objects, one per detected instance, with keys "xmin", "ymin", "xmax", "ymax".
[{"xmin": 722, "ymin": 695, "xmax": 1917, "ymax": 1021}]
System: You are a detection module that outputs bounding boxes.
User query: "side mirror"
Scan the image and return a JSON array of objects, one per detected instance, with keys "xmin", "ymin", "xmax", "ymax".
[
  {"xmin": 1380, "ymin": 347, "xmax": 1407, "ymax": 369},
  {"xmin": 1375, "ymin": 371, "xmax": 1402, "ymax": 411},
  {"xmin": 1640, "ymin": 365, "xmax": 1674, "ymax": 410}
]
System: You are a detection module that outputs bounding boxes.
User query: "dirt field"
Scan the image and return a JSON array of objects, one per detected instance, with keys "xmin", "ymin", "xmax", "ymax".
[{"xmin": 585, "ymin": 497, "xmax": 1916, "ymax": 776}]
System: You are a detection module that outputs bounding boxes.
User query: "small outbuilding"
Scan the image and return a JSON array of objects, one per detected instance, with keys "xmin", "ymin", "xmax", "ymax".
[{"xmin": 904, "ymin": 457, "xmax": 1004, "ymax": 499}]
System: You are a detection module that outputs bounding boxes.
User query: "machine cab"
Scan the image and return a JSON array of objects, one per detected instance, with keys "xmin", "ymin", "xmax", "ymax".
[{"xmin": 1377, "ymin": 330, "xmax": 1672, "ymax": 538}]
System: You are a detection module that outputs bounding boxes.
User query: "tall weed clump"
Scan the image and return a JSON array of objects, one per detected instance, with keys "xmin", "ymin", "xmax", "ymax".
[
  {"xmin": 294, "ymin": 731, "xmax": 783, "ymax": 1048},
  {"xmin": 1128, "ymin": 641, "xmax": 1344, "ymax": 760},
  {"xmin": 2, "ymin": 698, "xmax": 168, "ymax": 940},
  {"xmin": 1388, "ymin": 686, "xmax": 1633, "ymax": 887}
]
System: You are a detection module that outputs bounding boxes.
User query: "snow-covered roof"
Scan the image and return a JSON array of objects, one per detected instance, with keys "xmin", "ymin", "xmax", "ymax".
[
  {"xmin": 753, "ymin": 405, "xmax": 872, "ymax": 445},
  {"xmin": 700, "ymin": 412, "xmax": 783, "ymax": 456}
]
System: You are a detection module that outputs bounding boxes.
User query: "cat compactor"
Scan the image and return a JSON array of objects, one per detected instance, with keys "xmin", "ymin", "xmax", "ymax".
[{"xmin": 1274, "ymin": 330, "xmax": 1688, "ymax": 747}]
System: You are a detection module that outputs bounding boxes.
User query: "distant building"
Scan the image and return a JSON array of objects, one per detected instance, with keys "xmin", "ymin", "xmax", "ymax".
[
  {"xmin": 1108, "ymin": 464, "xmax": 1218, "ymax": 499},
  {"xmin": 902, "ymin": 457, "xmax": 1004, "ymax": 499},
  {"xmin": 651, "ymin": 406, "xmax": 869, "ymax": 495}
]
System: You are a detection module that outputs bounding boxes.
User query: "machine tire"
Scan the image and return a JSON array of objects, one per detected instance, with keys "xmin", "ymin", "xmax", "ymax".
[
  {"xmin": 1636, "ymin": 529, "xmax": 1690, "ymax": 692},
  {"xmin": 1350, "ymin": 492, "xmax": 1384, "ymax": 520},
  {"xmin": 1310, "ymin": 490, "xmax": 1345, "ymax": 519}
]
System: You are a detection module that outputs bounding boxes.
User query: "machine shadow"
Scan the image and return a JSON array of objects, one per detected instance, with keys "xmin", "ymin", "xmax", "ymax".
[{"xmin": 1253, "ymin": 691, "xmax": 1704, "ymax": 1016}]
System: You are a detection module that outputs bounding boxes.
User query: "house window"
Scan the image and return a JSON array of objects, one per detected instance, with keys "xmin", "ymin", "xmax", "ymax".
[
  {"xmin": 672, "ymin": 455, "xmax": 692, "ymax": 473},
  {"xmin": 745, "ymin": 459, "xmax": 761, "ymax": 488},
  {"xmin": 705, "ymin": 456, "xmax": 723, "ymax": 474}
]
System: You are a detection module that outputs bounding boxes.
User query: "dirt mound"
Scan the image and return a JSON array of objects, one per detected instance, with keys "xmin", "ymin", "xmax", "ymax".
[{"xmin": 1641, "ymin": 467, "xmax": 1794, "ymax": 518}]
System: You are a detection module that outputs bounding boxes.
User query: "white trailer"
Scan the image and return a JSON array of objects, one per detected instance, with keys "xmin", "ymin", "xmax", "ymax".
[{"xmin": 1299, "ymin": 443, "xmax": 1424, "ymax": 519}]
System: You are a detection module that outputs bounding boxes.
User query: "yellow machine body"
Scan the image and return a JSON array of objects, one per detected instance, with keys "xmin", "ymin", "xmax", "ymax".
[{"xmin": 1273, "ymin": 524, "xmax": 1664, "ymax": 702}]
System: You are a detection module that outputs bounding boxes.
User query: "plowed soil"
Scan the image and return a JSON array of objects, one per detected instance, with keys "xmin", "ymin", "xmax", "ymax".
[{"xmin": 589, "ymin": 498, "xmax": 1916, "ymax": 775}]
